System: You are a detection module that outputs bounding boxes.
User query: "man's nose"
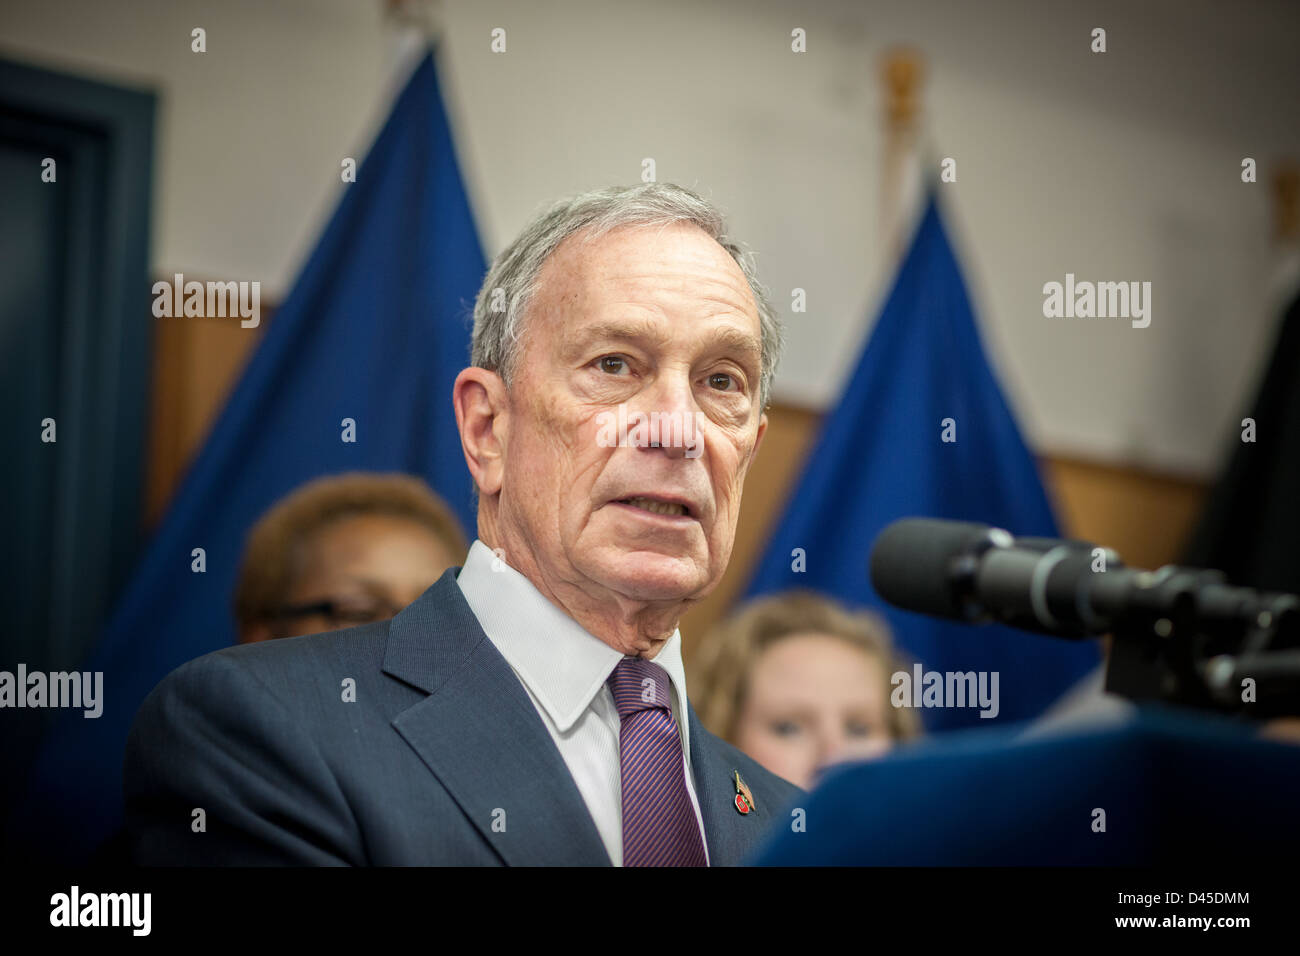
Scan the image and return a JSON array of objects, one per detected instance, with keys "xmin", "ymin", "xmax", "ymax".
[{"xmin": 629, "ymin": 374, "xmax": 702, "ymax": 460}]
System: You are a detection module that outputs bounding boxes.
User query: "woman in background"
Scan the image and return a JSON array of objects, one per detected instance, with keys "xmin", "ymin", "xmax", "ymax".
[
  {"xmin": 234, "ymin": 472, "xmax": 468, "ymax": 643},
  {"xmin": 691, "ymin": 591, "xmax": 920, "ymax": 790}
]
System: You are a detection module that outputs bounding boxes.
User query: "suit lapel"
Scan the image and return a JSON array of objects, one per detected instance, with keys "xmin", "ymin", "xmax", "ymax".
[
  {"xmin": 385, "ymin": 570, "xmax": 611, "ymax": 866},
  {"xmin": 688, "ymin": 701, "xmax": 765, "ymax": 866}
]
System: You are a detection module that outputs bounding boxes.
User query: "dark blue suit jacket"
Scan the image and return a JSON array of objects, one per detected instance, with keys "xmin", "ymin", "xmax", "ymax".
[{"xmin": 124, "ymin": 568, "xmax": 803, "ymax": 865}]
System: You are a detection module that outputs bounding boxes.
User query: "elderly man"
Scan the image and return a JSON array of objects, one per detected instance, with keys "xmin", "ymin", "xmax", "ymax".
[{"xmin": 124, "ymin": 183, "xmax": 802, "ymax": 865}]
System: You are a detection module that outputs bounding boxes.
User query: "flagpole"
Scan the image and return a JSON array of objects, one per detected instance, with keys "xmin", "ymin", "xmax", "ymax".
[
  {"xmin": 1268, "ymin": 160, "xmax": 1300, "ymax": 313},
  {"xmin": 384, "ymin": 0, "xmax": 441, "ymax": 91},
  {"xmin": 1273, "ymin": 161, "xmax": 1298, "ymax": 244},
  {"xmin": 880, "ymin": 47, "xmax": 925, "ymax": 267}
]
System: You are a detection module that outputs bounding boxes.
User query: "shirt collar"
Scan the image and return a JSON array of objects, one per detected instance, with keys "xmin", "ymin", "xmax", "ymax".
[{"xmin": 456, "ymin": 540, "xmax": 693, "ymax": 740}]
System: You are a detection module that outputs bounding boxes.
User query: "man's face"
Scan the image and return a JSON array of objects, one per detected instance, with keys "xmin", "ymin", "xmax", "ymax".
[{"xmin": 498, "ymin": 222, "xmax": 767, "ymax": 606}]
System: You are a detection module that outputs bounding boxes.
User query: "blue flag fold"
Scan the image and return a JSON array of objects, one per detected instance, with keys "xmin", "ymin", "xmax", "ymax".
[
  {"xmin": 745, "ymin": 194, "xmax": 1099, "ymax": 731},
  {"xmin": 11, "ymin": 51, "xmax": 486, "ymax": 862}
]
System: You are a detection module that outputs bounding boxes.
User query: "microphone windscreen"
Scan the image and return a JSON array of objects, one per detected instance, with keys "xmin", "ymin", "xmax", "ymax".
[{"xmin": 869, "ymin": 518, "xmax": 993, "ymax": 617}]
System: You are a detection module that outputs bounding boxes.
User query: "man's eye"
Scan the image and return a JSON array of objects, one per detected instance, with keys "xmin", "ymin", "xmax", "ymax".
[
  {"xmin": 597, "ymin": 355, "xmax": 628, "ymax": 374},
  {"xmin": 708, "ymin": 372, "xmax": 738, "ymax": 391}
]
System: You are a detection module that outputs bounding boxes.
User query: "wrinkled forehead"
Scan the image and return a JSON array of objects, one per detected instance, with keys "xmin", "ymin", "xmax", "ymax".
[{"xmin": 529, "ymin": 222, "xmax": 761, "ymax": 344}]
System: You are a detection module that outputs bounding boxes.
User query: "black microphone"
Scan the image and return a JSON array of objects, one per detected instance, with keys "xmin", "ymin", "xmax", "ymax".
[
  {"xmin": 870, "ymin": 517, "xmax": 1300, "ymax": 714},
  {"xmin": 870, "ymin": 515, "xmax": 1300, "ymax": 639},
  {"xmin": 869, "ymin": 517, "xmax": 1123, "ymax": 638}
]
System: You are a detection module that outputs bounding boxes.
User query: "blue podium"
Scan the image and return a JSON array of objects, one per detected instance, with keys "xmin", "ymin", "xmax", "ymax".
[{"xmin": 750, "ymin": 707, "xmax": 1300, "ymax": 865}]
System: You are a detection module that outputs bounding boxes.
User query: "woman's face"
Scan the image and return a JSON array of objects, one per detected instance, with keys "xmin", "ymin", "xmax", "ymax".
[
  {"xmin": 733, "ymin": 632, "xmax": 896, "ymax": 790},
  {"xmin": 242, "ymin": 514, "xmax": 459, "ymax": 642}
]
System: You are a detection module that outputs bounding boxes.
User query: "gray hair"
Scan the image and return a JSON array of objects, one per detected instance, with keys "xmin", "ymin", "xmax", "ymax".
[{"xmin": 470, "ymin": 183, "xmax": 783, "ymax": 409}]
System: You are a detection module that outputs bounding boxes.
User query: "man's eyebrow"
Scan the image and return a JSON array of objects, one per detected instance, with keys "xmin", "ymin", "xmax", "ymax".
[
  {"xmin": 703, "ymin": 326, "xmax": 762, "ymax": 363},
  {"xmin": 578, "ymin": 319, "xmax": 672, "ymax": 346},
  {"xmin": 576, "ymin": 321, "xmax": 761, "ymax": 363}
]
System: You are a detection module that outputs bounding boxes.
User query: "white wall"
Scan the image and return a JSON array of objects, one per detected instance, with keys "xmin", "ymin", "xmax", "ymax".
[{"xmin": 3, "ymin": 0, "xmax": 1298, "ymax": 477}]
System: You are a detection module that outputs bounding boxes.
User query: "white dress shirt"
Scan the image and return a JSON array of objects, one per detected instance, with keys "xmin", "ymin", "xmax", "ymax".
[{"xmin": 455, "ymin": 539, "xmax": 709, "ymax": 866}]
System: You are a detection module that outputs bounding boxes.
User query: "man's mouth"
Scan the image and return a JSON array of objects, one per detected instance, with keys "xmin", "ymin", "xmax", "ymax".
[{"xmin": 613, "ymin": 496, "xmax": 692, "ymax": 518}]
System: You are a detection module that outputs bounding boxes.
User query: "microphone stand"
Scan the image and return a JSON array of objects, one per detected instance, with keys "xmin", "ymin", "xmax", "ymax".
[{"xmin": 1101, "ymin": 566, "xmax": 1300, "ymax": 718}]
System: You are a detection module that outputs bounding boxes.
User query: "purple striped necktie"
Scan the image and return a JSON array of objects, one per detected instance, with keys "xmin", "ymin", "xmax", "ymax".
[{"xmin": 607, "ymin": 656, "xmax": 709, "ymax": 867}]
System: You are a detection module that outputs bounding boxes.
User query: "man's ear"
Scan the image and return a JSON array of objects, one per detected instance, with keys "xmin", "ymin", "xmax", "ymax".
[{"xmin": 453, "ymin": 367, "xmax": 509, "ymax": 497}]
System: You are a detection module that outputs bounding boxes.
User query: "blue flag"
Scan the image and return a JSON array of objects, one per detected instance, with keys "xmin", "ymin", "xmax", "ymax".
[
  {"xmin": 10, "ymin": 51, "xmax": 486, "ymax": 862},
  {"xmin": 745, "ymin": 193, "xmax": 1099, "ymax": 731}
]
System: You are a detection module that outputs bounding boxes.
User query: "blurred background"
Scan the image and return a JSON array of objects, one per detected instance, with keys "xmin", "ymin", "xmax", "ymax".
[{"xmin": 3, "ymin": 0, "xmax": 1299, "ymax": 861}]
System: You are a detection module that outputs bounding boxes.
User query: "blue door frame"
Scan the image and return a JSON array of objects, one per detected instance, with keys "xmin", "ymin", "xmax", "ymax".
[{"xmin": 0, "ymin": 58, "xmax": 155, "ymax": 796}]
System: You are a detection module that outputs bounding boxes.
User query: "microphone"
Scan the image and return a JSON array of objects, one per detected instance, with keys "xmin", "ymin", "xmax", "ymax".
[
  {"xmin": 869, "ymin": 517, "xmax": 1300, "ymax": 714},
  {"xmin": 869, "ymin": 517, "xmax": 1119, "ymax": 638}
]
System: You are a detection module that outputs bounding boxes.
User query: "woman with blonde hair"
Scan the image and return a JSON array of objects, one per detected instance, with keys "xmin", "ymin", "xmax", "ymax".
[{"xmin": 690, "ymin": 590, "xmax": 920, "ymax": 790}]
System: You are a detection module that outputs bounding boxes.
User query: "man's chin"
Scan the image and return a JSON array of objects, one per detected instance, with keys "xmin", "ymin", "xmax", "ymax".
[{"xmin": 584, "ymin": 550, "xmax": 712, "ymax": 603}]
